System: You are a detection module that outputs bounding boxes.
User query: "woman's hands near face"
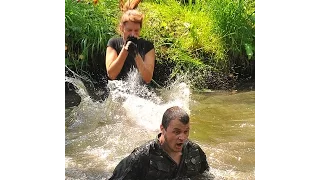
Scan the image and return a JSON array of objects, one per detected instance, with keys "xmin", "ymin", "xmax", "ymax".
[{"xmin": 124, "ymin": 36, "xmax": 138, "ymax": 58}]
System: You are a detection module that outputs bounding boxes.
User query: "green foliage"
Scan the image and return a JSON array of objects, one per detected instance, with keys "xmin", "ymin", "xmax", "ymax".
[
  {"xmin": 141, "ymin": 0, "xmax": 226, "ymax": 65},
  {"xmin": 140, "ymin": 0, "xmax": 232, "ymax": 88},
  {"xmin": 65, "ymin": 0, "xmax": 255, "ymax": 89},
  {"xmin": 204, "ymin": 0, "xmax": 255, "ymax": 60},
  {"xmin": 65, "ymin": 0, "xmax": 118, "ymax": 68}
]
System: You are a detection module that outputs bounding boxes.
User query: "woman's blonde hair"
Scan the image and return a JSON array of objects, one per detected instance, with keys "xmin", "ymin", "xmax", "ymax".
[{"xmin": 119, "ymin": 0, "xmax": 144, "ymax": 30}]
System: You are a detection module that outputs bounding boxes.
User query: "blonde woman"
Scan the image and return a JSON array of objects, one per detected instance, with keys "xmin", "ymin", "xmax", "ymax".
[{"xmin": 105, "ymin": 0, "xmax": 155, "ymax": 83}]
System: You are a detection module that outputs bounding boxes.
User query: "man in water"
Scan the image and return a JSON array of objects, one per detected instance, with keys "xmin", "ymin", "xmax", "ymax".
[{"xmin": 109, "ymin": 106, "xmax": 210, "ymax": 179}]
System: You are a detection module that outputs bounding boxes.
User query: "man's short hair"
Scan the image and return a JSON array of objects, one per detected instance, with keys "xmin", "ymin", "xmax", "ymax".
[{"xmin": 161, "ymin": 106, "xmax": 189, "ymax": 129}]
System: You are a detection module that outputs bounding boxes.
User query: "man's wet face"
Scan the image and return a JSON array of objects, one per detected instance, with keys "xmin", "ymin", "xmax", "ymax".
[{"xmin": 163, "ymin": 118, "xmax": 190, "ymax": 152}]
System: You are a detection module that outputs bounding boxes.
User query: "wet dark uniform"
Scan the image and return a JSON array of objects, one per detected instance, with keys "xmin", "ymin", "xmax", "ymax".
[
  {"xmin": 107, "ymin": 37, "xmax": 154, "ymax": 81},
  {"xmin": 109, "ymin": 133, "xmax": 209, "ymax": 180}
]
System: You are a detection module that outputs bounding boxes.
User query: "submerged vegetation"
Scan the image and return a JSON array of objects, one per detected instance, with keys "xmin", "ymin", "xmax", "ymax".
[{"xmin": 65, "ymin": 0, "xmax": 255, "ymax": 90}]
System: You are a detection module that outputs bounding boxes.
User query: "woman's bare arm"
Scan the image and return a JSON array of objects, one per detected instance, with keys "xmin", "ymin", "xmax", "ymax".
[{"xmin": 105, "ymin": 46, "xmax": 129, "ymax": 80}]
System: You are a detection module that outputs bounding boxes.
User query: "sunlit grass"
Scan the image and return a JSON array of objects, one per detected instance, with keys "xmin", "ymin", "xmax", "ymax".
[
  {"xmin": 65, "ymin": 0, "xmax": 255, "ymax": 89},
  {"xmin": 65, "ymin": 0, "xmax": 118, "ymax": 68}
]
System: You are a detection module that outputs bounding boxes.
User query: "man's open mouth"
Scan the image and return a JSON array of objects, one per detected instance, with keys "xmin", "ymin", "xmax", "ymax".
[{"xmin": 176, "ymin": 143, "xmax": 183, "ymax": 148}]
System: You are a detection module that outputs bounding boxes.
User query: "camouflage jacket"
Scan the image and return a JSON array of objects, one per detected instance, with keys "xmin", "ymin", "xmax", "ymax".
[{"xmin": 109, "ymin": 133, "xmax": 209, "ymax": 180}]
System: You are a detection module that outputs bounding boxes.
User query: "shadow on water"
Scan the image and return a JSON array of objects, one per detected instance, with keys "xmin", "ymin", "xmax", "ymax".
[{"xmin": 65, "ymin": 69, "xmax": 255, "ymax": 180}]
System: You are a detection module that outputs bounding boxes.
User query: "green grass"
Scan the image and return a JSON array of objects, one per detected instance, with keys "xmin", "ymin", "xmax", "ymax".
[
  {"xmin": 65, "ymin": 0, "xmax": 255, "ymax": 89},
  {"xmin": 65, "ymin": 0, "xmax": 118, "ymax": 69}
]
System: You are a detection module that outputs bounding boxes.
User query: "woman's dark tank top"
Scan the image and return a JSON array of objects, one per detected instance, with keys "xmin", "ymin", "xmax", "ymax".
[{"xmin": 107, "ymin": 37, "xmax": 154, "ymax": 80}]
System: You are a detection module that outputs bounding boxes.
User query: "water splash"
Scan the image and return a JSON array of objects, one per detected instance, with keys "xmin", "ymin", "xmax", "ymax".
[
  {"xmin": 65, "ymin": 70, "xmax": 255, "ymax": 179},
  {"xmin": 65, "ymin": 68, "xmax": 192, "ymax": 131},
  {"xmin": 65, "ymin": 69, "xmax": 193, "ymax": 179},
  {"xmin": 65, "ymin": 76, "xmax": 91, "ymax": 100},
  {"xmin": 107, "ymin": 69, "xmax": 191, "ymax": 131}
]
